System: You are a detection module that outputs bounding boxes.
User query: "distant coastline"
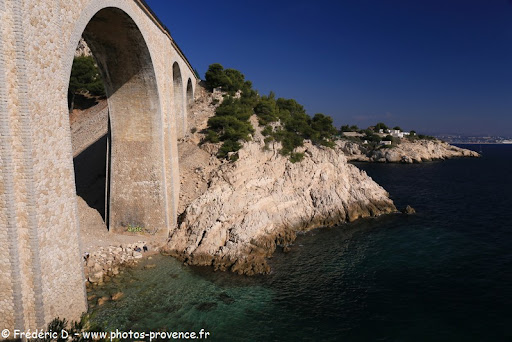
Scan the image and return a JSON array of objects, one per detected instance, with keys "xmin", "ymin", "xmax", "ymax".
[{"xmin": 436, "ymin": 135, "xmax": 512, "ymax": 144}]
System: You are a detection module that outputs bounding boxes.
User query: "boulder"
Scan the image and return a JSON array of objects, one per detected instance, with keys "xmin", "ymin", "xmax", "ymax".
[
  {"xmin": 97, "ymin": 296, "xmax": 109, "ymax": 306},
  {"xmin": 402, "ymin": 205, "xmax": 416, "ymax": 215},
  {"xmin": 88, "ymin": 271, "xmax": 103, "ymax": 284},
  {"xmin": 111, "ymin": 292, "xmax": 123, "ymax": 301}
]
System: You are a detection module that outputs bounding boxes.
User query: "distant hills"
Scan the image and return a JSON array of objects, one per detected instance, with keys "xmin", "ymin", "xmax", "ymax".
[{"xmin": 435, "ymin": 135, "xmax": 512, "ymax": 144}]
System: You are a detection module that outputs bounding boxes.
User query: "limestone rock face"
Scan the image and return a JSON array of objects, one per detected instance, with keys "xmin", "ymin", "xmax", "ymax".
[
  {"xmin": 167, "ymin": 133, "xmax": 397, "ymax": 275},
  {"xmin": 337, "ymin": 141, "xmax": 367, "ymax": 157},
  {"xmin": 337, "ymin": 140, "xmax": 480, "ymax": 163},
  {"xmin": 75, "ymin": 37, "xmax": 92, "ymax": 57}
]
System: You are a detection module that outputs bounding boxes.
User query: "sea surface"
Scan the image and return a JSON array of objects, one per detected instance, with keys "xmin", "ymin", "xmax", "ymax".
[{"xmin": 88, "ymin": 144, "xmax": 512, "ymax": 341}]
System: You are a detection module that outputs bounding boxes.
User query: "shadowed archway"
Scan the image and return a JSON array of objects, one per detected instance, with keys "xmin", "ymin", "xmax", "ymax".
[
  {"xmin": 173, "ymin": 62, "xmax": 185, "ymax": 138},
  {"xmin": 70, "ymin": 7, "xmax": 168, "ymax": 234},
  {"xmin": 186, "ymin": 78, "xmax": 194, "ymax": 110}
]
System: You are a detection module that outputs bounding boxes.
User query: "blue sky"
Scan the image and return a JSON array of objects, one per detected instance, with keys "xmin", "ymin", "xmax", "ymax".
[{"xmin": 145, "ymin": 0, "xmax": 512, "ymax": 136}]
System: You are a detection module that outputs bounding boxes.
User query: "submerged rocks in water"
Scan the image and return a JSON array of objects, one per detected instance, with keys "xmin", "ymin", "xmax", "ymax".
[
  {"xmin": 111, "ymin": 292, "xmax": 124, "ymax": 301},
  {"xmin": 97, "ymin": 296, "xmax": 109, "ymax": 306},
  {"xmin": 166, "ymin": 126, "xmax": 397, "ymax": 275},
  {"xmin": 218, "ymin": 292, "xmax": 235, "ymax": 304},
  {"xmin": 402, "ymin": 205, "xmax": 416, "ymax": 215},
  {"xmin": 196, "ymin": 302, "xmax": 218, "ymax": 312}
]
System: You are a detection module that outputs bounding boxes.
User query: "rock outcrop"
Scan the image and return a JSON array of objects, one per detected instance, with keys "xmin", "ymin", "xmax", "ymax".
[
  {"xmin": 84, "ymin": 241, "xmax": 149, "ymax": 285},
  {"xmin": 75, "ymin": 37, "xmax": 92, "ymax": 57},
  {"xmin": 337, "ymin": 139, "xmax": 479, "ymax": 163},
  {"xmin": 166, "ymin": 118, "xmax": 397, "ymax": 275}
]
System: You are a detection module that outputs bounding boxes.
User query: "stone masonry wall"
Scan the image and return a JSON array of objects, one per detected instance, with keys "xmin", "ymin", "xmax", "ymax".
[{"xmin": 0, "ymin": 0, "xmax": 196, "ymax": 333}]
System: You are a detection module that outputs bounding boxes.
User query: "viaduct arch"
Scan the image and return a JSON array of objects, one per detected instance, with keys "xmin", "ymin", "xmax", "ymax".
[{"xmin": 0, "ymin": 0, "xmax": 196, "ymax": 331}]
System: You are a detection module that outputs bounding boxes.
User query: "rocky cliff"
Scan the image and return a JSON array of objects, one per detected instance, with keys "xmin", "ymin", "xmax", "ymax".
[
  {"xmin": 337, "ymin": 139, "xmax": 479, "ymax": 163},
  {"xmin": 75, "ymin": 37, "xmax": 92, "ymax": 57},
  {"xmin": 166, "ymin": 112, "xmax": 397, "ymax": 275}
]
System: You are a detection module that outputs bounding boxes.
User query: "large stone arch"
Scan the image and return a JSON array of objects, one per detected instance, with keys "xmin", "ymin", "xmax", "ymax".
[
  {"xmin": 186, "ymin": 78, "xmax": 194, "ymax": 109},
  {"xmin": 67, "ymin": 7, "xmax": 169, "ymax": 234},
  {"xmin": 173, "ymin": 61, "xmax": 186, "ymax": 138}
]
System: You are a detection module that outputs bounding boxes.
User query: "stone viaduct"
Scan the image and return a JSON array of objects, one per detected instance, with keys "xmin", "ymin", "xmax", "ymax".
[{"xmin": 0, "ymin": 0, "xmax": 197, "ymax": 332}]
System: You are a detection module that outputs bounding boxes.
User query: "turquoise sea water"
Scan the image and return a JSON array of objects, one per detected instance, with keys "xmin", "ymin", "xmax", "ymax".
[{"xmin": 89, "ymin": 144, "xmax": 512, "ymax": 341}]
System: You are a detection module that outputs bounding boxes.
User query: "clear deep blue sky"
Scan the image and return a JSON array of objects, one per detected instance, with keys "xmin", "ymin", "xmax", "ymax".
[{"xmin": 145, "ymin": 0, "xmax": 512, "ymax": 136}]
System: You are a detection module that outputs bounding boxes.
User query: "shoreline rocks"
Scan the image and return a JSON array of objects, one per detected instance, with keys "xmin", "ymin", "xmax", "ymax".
[
  {"xmin": 166, "ymin": 127, "xmax": 397, "ymax": 275},
  {"xmin": 84, "ymin": 241, "xmax": 158, "ymax": 285},
  {"xmin": 337, "ymin": 139, "xmax": 480, "ymax": 163},
  {"xmin": 402, "ymin": 205, "xmax": 416, "ymax": 215}
]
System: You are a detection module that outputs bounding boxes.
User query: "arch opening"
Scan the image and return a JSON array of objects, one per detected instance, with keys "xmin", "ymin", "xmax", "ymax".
[
  {"xmin": 186, "ymin": 78, "xmax": 194, "ymax": 109},
  {"xmin": 173, "ymin": 62, "xmax": 185, "ymax": 139},
  {"xmin": 68, "ymin": 7, "xmax": 168, "ymax": 235}
]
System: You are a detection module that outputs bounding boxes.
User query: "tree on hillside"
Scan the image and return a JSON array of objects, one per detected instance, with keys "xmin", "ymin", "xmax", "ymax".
[
  {"xmin": 311, "ymin": 113, "xmax": 337, "ymax": 147},
  {"xmin": 68, "ymin": 56, "xmax": 105, "ymax": 111},
  {"xmin": 364, "ymin": 129, "xmax": 381, "ymax": 143},
  {"xmin": 254, "ymin": 92, "xmax": 278, "ymax": 125},
  {"xmin": 340, "ymin": 124, "xmax": 360, "ymax": 132},
  {"xmin": 374, "ymin": 122, "xmax": 388, "ymax": 132},
  {"xmin": 393, "ymin": 126, "xmax": 402, "ymax": 131},
  {"xmin": 204, "ymin": 63, "xmax": 231, "ymax": 91},
  {"xmin": 224, "ymin": 68, "xmax": 246, "ymax": 92},
  {"xmin": 203, "ymin": 64, "xmax": 339, "ymax": 162}
]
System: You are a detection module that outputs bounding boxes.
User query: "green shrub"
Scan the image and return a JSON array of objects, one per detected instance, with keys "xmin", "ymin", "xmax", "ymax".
[
  {"xmin": 69, "ymin": 56, "xmax": 105, "ymax": 96},
  {"xmin": 205, "ymin": 63, "xmax": 231, "ymax": 91},
  {"xmin": 204, "ymin": 94, "xmax": 254, "ymax": 159},
  {"xmin": 374, "ymin": 122, "xmax": 388, "ymax": 132},
  {"xmin": 207, "ymin": 109, "xmax": 254, "ymax": 142},
  {"xmin": 311, "ymin": 113, "xmax": 337, "ymax": 147},
  {"xmin": 229, "ymin": 153, "xmax": 240, "ymax": 162},
  {"xmin": 203, "ymin": 64, "xmax": 338, "ymax": 161},
  {"xmin": 254, "ymin": 92, "xmax": 278, "ymax": 125},
  {"xmin": 274, "ymin": 129, "xmax": 305, "ymax": 156},
  {"xmin": 68, "ymin": 56, "xmax": 105, "ymax": 111},
  {"xmin": 204, "ymin": 64, "xmax": 254, "ymax": 96},
  {"xmin": 340, "ymin": 124, "xmax": 360, "ymax": 132},
  {"xmin": 218, "ymin": 140, "xmax": 242, "ymax": 158},
  {"xmin": 127, "ymin": 224, "xmax": 143, "ymax": 233},
  {"xmin": 363, "ymin": 129, "xmax": 381, "ymax": 143},
  {"xmin": 261, "ymin": 125, "xmax": 273, "ymax": 137},
  {"xmin": 41, "ymin": 316, "xmax": 108, "ymax": 342},
  {"xmin": 289, "ymin": 152, "xmax": 305, "ymax": 163},
  {"xmin": 224, "ymin": 68, "xmax": 246, "ymax": 93},
  {"xmin": 204, "ymin": 130, "xmax": 220, "ymax": 143}
]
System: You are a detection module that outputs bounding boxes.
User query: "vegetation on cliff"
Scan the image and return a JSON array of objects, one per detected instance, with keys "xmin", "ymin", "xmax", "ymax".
[
  {"xmin": 68, "ymin": 56, "xmax": 105, "ymax": 112},
  {"xmin": 203, "ymin": 63, "xmax": 337, "ymax": 162}
]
